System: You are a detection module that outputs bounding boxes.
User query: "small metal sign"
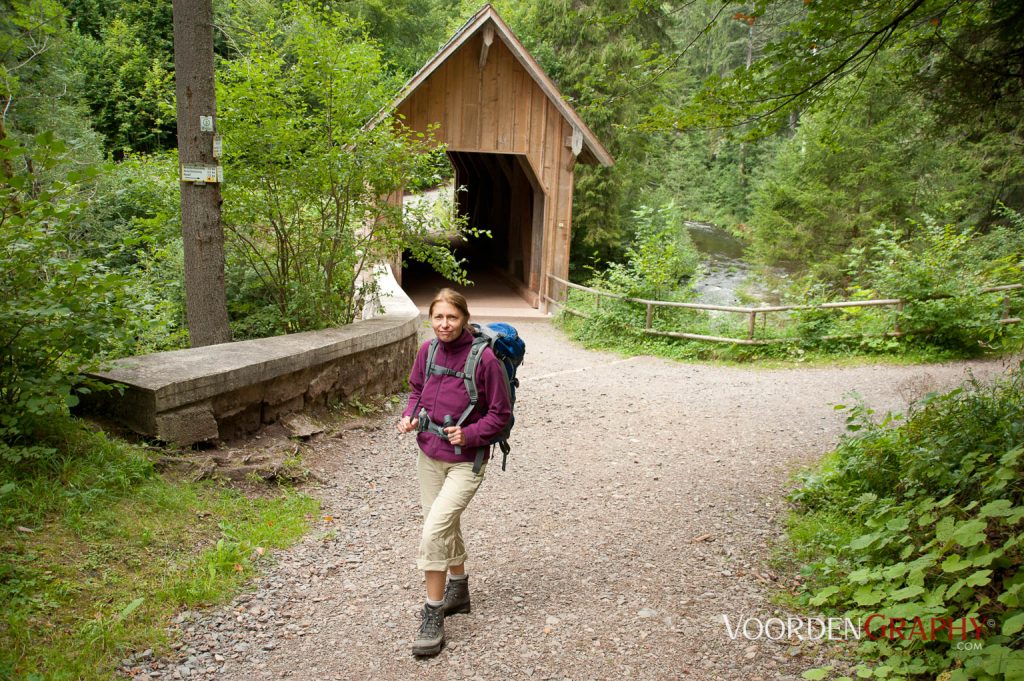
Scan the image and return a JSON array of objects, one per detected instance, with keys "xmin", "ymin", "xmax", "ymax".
[
  {"xmin": 200, "ymin": 115, "xmax": 214, "ymax": 132},
  {"xmin": 181, "ymin": 163, "xmax": 222, "ymax": 184},
  {"xmin": 212, "ymin": 136, "xmax": 223, "ymax": 158}
]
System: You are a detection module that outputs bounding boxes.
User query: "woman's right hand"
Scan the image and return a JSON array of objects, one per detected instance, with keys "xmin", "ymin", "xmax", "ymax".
[{"xmin": 397, "ymin": 416, "xmax": 416, "ymax": 433}]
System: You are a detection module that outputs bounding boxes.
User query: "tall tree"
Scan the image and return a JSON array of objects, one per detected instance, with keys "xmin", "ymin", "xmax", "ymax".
[
  {"xmin": 672, "ymin": 0, "xmax": 1024, "ymax": 134},
  {"xmin": 172, "ymin": 0, "xmax": 230, "ymax": 346},
  {"xmin": 489, "ymin": 0, "xmax": 678, "ymax": 264},
  {"xmin": 2, "ymin": 0, "xmax": 102, "ymax": 158}
]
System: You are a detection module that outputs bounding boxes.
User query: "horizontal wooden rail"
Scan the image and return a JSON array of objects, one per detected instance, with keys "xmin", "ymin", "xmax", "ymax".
[{"xmin": 545, "ymin": 274, "xmax": 1022, "ymax": 344}]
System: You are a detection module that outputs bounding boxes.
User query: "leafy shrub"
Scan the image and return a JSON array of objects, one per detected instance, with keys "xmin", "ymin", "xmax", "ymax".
[
  {"xmin": 568, "ymin": 201, "xmax": 700, "ymax": 334},
  {"xmin": 218, "ymin": 3, "xmax": 470, "ymax": 337},
  {"xmin": 789, "ymin": 366, "xmax": 1024, "ymax": 679},
  {"xmin": 843, "ymin": 215, "xmax": 1023, "ymax": 352},
  {"xmin": 0, "ymin": 133, "xmax": 139, "ymax": 455},
  {"xmin": 75, "ymin": 151, "xmax": 188, "ymax": 354},
  {"xmin": 589, "ymin": 201, "xmax": 700, "ymax": 300}
]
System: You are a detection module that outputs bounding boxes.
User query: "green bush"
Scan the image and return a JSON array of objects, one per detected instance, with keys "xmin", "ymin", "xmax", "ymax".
[
  {"xmin": 218, "ymin": 3, "xmax": 470, "ymax": 337},
  {"xmin": 588, "ymin": 201, "xmax": 700, "ymax": 300},
  {"xmin": 843, "ymin": 216, "xmax": 1023, "ymax": 352},
  {"xmin": 75, "ymin": 151, "xmax": 188, "ymax": 354},
  {"xmin": 0, "ymin": 133, "xmax": 140, "ymax": 455},
  {"xmin": 789, "ymin": 366, "xmax": 1024, "ymax": 679}
]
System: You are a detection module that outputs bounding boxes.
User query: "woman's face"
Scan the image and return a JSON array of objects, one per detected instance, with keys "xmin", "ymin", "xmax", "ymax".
[{"xmin": 430, "ymin": 301, "xmax": 466, "ymax": 343}]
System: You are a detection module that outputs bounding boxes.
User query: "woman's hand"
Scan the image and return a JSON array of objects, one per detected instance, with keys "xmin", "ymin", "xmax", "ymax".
[
  {"xmin": 397, "ymin": 416, "xmax": 416, "ymax": 433},
  {"xmin": 444, "ymin": 425, "xmax": 465, "ymax": 446}
]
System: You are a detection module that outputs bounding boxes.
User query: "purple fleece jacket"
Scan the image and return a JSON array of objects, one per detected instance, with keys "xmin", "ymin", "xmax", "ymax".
[{"xmin": 402, "ymin": 328, "xmax": 512, "ymax": 464}]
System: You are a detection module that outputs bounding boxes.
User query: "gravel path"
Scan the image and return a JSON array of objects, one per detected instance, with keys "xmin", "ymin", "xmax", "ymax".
[{"xmin": 126, "ymin": 322, "xmax": 1017, "ymax": 681}]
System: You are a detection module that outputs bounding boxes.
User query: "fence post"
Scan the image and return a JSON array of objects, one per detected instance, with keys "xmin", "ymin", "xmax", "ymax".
[
  {"xmin": 595, "ymin": 291, "xmax": 601, "ymax": 310},
  {"xmin": 894, "ymin": 301, "xmax": 904, "ymax": 335},
  {"xmin": 646, "ymin": 303, "xmax": 653, "ymax": 330},
  {"xmin": 747, "ymin": 310, "xmax": 756, "ymax": 339}
]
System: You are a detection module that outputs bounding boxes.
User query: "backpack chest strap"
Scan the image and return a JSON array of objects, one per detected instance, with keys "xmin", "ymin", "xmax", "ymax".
[{"xmin": 429, "ymin": 364, "xmax": 471, "ymax": 380}]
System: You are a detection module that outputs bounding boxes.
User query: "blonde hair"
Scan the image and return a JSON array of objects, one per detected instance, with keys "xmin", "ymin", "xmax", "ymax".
[{"xmin": 428, "ymin": 288, "xmax": 471, "ymax": 328}]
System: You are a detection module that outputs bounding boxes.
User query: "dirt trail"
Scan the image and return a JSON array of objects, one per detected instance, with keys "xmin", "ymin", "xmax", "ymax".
[{"xmin": 131, "ymin": 322, "xmax": 1017, "ymax": 681}]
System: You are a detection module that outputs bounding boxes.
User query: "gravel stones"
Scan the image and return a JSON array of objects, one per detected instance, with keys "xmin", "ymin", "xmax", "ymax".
[{"xmin": 122, "ymin": 322, "xmax": 1012, "ymax": 680}]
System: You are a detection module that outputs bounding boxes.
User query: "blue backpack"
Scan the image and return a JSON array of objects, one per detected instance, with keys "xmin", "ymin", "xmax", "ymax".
[{"xmin": 417, "ymin": 322, "xmax": 525, "ymax": 473}]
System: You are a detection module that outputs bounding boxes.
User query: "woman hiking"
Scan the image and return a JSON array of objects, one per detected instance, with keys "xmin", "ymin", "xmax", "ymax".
[{"xmin": 396, "ymin": 288, "xmax": 512, "ymax": 657}]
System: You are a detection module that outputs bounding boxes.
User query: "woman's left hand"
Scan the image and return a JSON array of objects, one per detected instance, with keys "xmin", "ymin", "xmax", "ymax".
[{"xmin": 444, "ymin": 426, "xmax": 465, "ymax": 446}]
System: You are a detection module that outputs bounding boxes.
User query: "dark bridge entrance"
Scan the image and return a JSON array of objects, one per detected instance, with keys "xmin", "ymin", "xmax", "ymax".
[
  {"xmin": 400, "ymin": 150, "xmax": 547, "ymax": 318},
  {"xmin": 449, "ymin": 151, "xmax": 542, "ymax": 305}
]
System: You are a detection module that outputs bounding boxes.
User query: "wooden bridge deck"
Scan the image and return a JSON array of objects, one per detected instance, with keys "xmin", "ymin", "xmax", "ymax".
[{"xmin": 402, "ymin": 265, "xmax": 550, "ymax": 321}]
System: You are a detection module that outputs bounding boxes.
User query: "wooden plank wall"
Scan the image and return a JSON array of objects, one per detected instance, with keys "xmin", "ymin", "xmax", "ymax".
[{"xmin": 397, "ymin": 30, "xmax": 579, "ymax": 300}]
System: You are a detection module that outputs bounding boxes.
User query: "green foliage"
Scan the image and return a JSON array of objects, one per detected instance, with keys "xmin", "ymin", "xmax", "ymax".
[
  {"xmin": 648, "ymin": 128, "xmax": 776, "ymax": 231},
  {"xmin": 1, "ymin": 0, "xmax": 104, "ymax": 160},
  {"xmin": 675, "ymin": 0, "xmax": 1024, "ymax": 135},
  {"xmin": 555, "ymin": 308, "xmax": 950, "ymax": 366},
  {"xmin": 0, "ymin": 132, "xmax": 139, "ymax": 451},
  {"xmin": 843, "ymin": 216, "xmax": 1023, "ymax": 351},
  {"xmin": 329, "ymin": 0, "xmax": 463, "ymax": 75},
  {"xmin": 2, "ymin": 0, "xmax": 68, "ymax": 103},
  {"xmin": 566, "ymin": 201, "xmax": 706, "ymax": 354},
  {"xmin": 74, "ymin": 151, "xmax": 188, "ymax": 353},
  {"xmin": 654, "ymin": 0, "xmax": 1024, "ymax": 274},
  {"xmin": 788, "ymin": 366, "xmax": 1024, "ymax": 679},
  {"xmin": 55, "ymin": 0, "xmax": 178, "ymax": 155},
  {"xmin": 73, "ymin": 16, "xmax": 176, "ymax": 154},
  {"xmin": 558, "ymin": 203, "xmax": 1023, "ymax": 361},
  {"xmin": 218, "ymin": 2, "xmax": 469, "ymax": 337},
  {"xmin": 0, "ymin": 416, "xmax": 152, "ymax": 529},
  {"xmin": 627, "ymin": 203, "xmax": 700, "ymax": 298},
  {"xmin": 495, "ymin": 0, "xmax": 679, "ymax": 263},
  {"xmin": 747, "ymin": 71, "xmax": 980, "ymax": 270},
  {"xmin": 0, "ymin": 416, "xmax": 318, "ymax": 680},
  {"xmin": 591, "ymin": 202, "xmax": 700, "ymax": 300}
]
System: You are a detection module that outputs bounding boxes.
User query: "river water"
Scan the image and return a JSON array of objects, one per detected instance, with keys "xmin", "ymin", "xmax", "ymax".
[{"xmin": 685, "ymin": 221, "xmax": 792, "ymax": 306}]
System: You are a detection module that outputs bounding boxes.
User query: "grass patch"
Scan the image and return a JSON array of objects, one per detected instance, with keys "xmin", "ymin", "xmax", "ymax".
[{"xmin": 0, "ymin": 420, "xmax": 319, "ymax": 681}]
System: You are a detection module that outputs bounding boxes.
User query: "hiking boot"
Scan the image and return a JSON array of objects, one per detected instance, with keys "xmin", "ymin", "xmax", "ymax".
[
  {"xmin": 411, "ymin": 603, "xmax": 444, "ymax": 656},
  {"xmin": 442, "ymin": 577, "xmax": 471, "ymax": 616}
]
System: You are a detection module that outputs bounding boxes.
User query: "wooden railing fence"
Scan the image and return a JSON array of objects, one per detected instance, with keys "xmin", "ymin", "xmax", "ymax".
[{"xmin": 544, "ymin": 274, "xmax": 1023, "ymax": 346}]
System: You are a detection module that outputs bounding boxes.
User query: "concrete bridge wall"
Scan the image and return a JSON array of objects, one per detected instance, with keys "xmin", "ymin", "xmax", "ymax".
[{"xmin": 83, "ymin": 266, "xmax": 419, "ymax": 446}]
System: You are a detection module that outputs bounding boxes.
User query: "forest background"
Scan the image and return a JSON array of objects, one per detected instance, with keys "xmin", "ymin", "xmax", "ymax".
[
  {"xmin": 4, "ymin": 0, "xmax": 1024, "ymax": 347},
  {"xmin": 2, "ymin": 2, "xmax": 1023, "ymax": 679}
]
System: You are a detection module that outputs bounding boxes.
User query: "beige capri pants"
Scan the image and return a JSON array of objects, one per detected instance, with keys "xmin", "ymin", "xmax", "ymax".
[{"xmin": 416, "ymin": 451, "xmax": 486, "ymax": 572}]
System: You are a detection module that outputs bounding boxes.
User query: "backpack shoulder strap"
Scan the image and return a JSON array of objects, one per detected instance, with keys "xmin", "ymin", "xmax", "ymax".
[
  {"xmin": 423, "ymin": 338, "xmax": 440, "ymax": 385},
  {"xmin": 409, "ymin": 339, "xmax": 439, "ymax": 418},
  {"xmin": 455, "ymin": 336, "xmax": 489, "ymax": 427},
  {"xmin": 462, "ymin": 336, "xmax": 491, "ymax": 475}
]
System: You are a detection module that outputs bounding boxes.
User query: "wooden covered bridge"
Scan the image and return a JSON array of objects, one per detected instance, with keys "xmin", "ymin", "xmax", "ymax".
[{"xmin": 390, "ymin": 4, "xmax": 613, "ymax": 310}]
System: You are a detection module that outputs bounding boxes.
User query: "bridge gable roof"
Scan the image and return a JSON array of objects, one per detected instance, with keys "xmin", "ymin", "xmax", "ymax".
[{"xmin": 388, "ymin": 4, "xmax": 613, "ymax": 167}]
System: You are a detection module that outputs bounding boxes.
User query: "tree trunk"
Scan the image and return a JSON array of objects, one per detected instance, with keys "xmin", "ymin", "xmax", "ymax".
[{"xmin": 172, "ymin": 0, "xmax": 231, "ymax": 347}]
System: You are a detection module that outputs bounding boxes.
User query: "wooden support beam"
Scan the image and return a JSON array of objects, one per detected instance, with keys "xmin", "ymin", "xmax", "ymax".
[
  {"xmin": 479, "ymin": 24, "xmax": 494, "ymax": 69},
  {"xmin": 494, "ymin": 153, "xmax": 515, "ymax": 184},
  {"xmin": 563, "ymin": 127, "xmax": 583, "ymax": 155}
]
